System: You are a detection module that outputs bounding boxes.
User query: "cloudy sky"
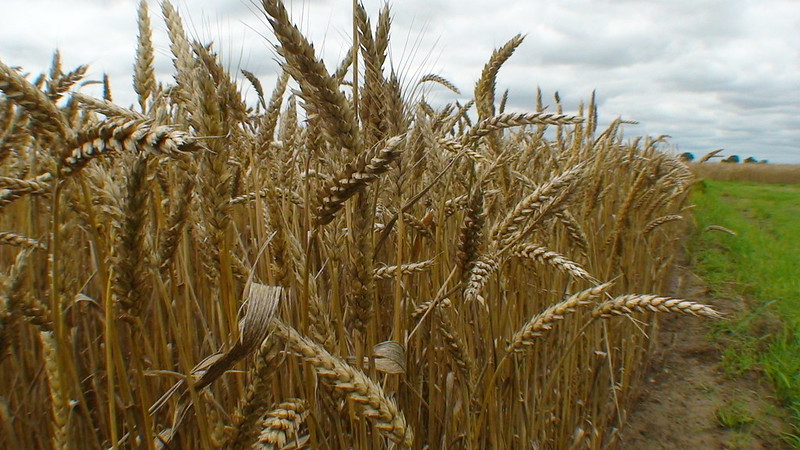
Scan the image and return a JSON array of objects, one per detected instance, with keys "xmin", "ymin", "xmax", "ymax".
[{"xmin": 1, "ymin": 0, "xmax": 798, "ymax": 163}]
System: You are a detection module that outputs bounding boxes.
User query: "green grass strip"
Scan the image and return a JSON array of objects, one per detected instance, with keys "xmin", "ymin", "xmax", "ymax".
[{"xmin": 690, "ymin": 179, "xmax": 800, "ymax": 446}]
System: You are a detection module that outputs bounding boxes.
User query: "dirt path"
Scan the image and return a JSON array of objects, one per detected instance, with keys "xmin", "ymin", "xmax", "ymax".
[{"xmin": 617, "ymin": 265, "xmax": 790, "ymax": 449}]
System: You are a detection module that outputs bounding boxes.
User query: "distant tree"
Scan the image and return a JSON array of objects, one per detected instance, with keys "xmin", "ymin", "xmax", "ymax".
[
  {"xmin": 678, "ymin": 152, "xmax": 694, "ymax": 162},
  {"xmin": 744, "ymin": 157, "xmax": 758, "ymax": 163},
  {"xmin": 760, "ymin": 159, "xmax": 768, "ymax": 164},
  {"xmin": 721, "ymin": 155, "xmax": 740, "ymax": 163}
]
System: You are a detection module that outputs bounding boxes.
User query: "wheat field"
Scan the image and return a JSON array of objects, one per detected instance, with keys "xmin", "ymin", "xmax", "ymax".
[
  {"xmin": 0, "ymin": 1, "xmax": 720, "ymax": 448},
  {"xmin": 689, "ymin": 161, "xmax": 800, "ymax": 184}
]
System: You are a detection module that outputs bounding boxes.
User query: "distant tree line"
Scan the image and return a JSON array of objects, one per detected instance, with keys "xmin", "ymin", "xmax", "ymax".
[{"xmin": 679, "ymin": 152, "xmax": 767, "ymax": 164}]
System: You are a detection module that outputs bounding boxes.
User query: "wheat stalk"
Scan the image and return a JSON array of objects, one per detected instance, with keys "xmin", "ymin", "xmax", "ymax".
[
  {"xmin": 704, "ymin": 224, "xmax": 737, "ymax": 236},
  {"xmin": 418, "ymin": 73, "xmax": 461, "ymax": 95},
  {"xmin": 227, "ymin": 337, "xmax": 285, "ymax": 449},
  {"xmin": 699, "ymin": 149, "xmax": 723, "ymax": 163},
  {"xmin": 463, "ymin": 254, "xmax": 498, "ymax": 305},
  {"xmin": 457, "ymin": 189, "xmax": 486, "ymax": 277},
  {"xmin": 71, "ymin": 92, "xmax": 142, "ymax": 120},
  {"xmin": 553, "ymin": 209, "xmax": 589, "ymax": 255},
  {"xmin": 0, "ymin": 3, "xmax": 725, "ymax": 447},
  {"xmin": 259, "ymin": 71, "xmax": 289, "ymax": 145},
  {"xmin": 475, "ymin": 34, "xmax": 525, "ymax": 121},
  {"xmin": 113, "ymin": 155, "xmax": 150, "ymax": 316},
  {"xmin": 436, "ymin": 306, "xmax": 475, "ymax": 383},
  {"xmin": 133, "ymin": 0, "xmax": 156, "ymax": 111},
  {"xmin": 158, "ymin": 177, "xmax": 194, "ymax": 272},
  {"xmin": 46, "ymin": 62, "xmax": 88, "ymax": 102},
  {"xmin": 271, "ymin": 319, "xmax": 413, "ymax": 447},
  {"xmin": 161, "ymin": 1, "xmax": 196, "ymax": 108},
  {"xmin": 0, "ymin": 173, "xmax": 53, "ymax": 209},
  {"xmin": 40, "ymin": 332, "xmax": 69, "ymax": 448},
  {"xmin": 1, "ymin": 249, "xmax": 32, "ymax": 355}
]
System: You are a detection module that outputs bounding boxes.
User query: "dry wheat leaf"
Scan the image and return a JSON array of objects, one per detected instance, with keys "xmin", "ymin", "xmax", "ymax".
[{"xmin": 373, "ymin": 340, "xmax": 406, "ymax": 374}]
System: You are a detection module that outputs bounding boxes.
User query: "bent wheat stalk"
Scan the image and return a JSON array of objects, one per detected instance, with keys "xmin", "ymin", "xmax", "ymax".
[
  {"xmin": 271, "ymin": 319, "xmax": 413, "ymax": 447},
  {"xmin": 592, "ymin": 294, "xmax": 722, "ymax": 319},
  {"xmin": 507, "ymin": 282, "xmax": 612, "ymax": 352},
  {"xmin": 643, "ymin": 214, "xmax": 683, "ymax": 235}
]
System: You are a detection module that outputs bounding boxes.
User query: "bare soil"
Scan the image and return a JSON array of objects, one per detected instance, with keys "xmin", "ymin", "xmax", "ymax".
[{"xmin": 617, "ymin": 265, "xmax": 791, "ymax": 449}]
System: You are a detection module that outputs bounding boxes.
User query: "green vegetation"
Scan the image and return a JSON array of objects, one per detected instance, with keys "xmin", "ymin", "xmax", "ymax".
[
  {"xmin": 716, "ymin": 399, "xmax": 755, "ymax": 429},
  {"xmin": 690, "ymin": 179, "xmax": 800, "ymax": 444}
]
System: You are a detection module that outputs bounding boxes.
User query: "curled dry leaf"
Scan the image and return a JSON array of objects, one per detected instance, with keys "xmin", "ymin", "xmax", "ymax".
[
  {"xmin": 148, "ymin": 283, "xmax": 284, "ymax": 447},
  {"xmin": 373, "ymin": 341, "xmax": 406, "ymax": 374},
  {"xmin": 345, "ymin": 340, "xmax": 407, "ymax": 374}
]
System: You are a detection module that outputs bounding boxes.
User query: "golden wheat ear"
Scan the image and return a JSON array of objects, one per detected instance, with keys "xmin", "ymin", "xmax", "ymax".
[
  {"xmin": 0, "ymin": 231, "xmax": 46, "ymax": 250},
  {"xmin": 161, "ymin": 1, "xmax": 196, "ymax": 107},
  {"xmin": 643, "ymin": 214, "xmax": 683, "ymax": 234},
  {"xmin": 72, "ymin": 92, "xmax": 142, "ymax": 120},
  {"xmin": 462, "ymin": 254, "xmax": 498, "ymax": 305},
  {"xmin": 593, "ymin": 294, "xmax": 723, "ymax": 319},
  {"xmin": 0, "ymin": 0, "xmax": 732, "ymax": 446},
  {"xmin": 253, "ymin": 399, "xmax": 308, "ymax": 449},
  {"xmin": 60, "ymin": 118, "xmax": 200, "ymax": 175},
  {"xmin": 474, "ymin": 34, "xmax": 525, "ymax": 121},
  {"xmin": 418, "ymin": 73, "xmax": 461, "ymax": 95},
  {"xmin": 39, "ymin": 331, "xmax": 69, "ymax": 448},
  {"xmin": 0, "ymin": 59, "xmax": 73, "ymax": 144},
  {"xmin": 313, "ymin": 135, "xmax": 405, "ymax": 226},
  {"xmin": 0, "ymin": 173, "xmax": 53, "ymax": 210},
  {"xmin": 261, "ymin": 0, "xmax": 361, "ymax": 154},
  {"xmin": 513, "ymin": 243, "xmax": 598, "ymax": 283},
  {"xmin": 133, "ymin": 0, "xmax": 156, "ymax": 112},
  {"xmin": 508, "ymin": 282, "xmax": 613, "ymax": 353},
  {"xmin": 492, "ymin": 162, "xmax": 586, "ymax": 246},
  {"xmin": 461, "ymin": 111, "xmax": 584, "ymax": 147}
]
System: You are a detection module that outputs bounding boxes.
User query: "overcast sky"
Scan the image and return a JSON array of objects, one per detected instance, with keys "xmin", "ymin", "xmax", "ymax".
[{"xmin": 1, "ymin": 0, "xmax": 798, "ymax": 163}]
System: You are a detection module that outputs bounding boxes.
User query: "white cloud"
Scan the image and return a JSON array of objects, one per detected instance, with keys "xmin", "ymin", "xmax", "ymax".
[{"xmin": 1, "ymin": 0, "xmax": 797, "ymax": 162}]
